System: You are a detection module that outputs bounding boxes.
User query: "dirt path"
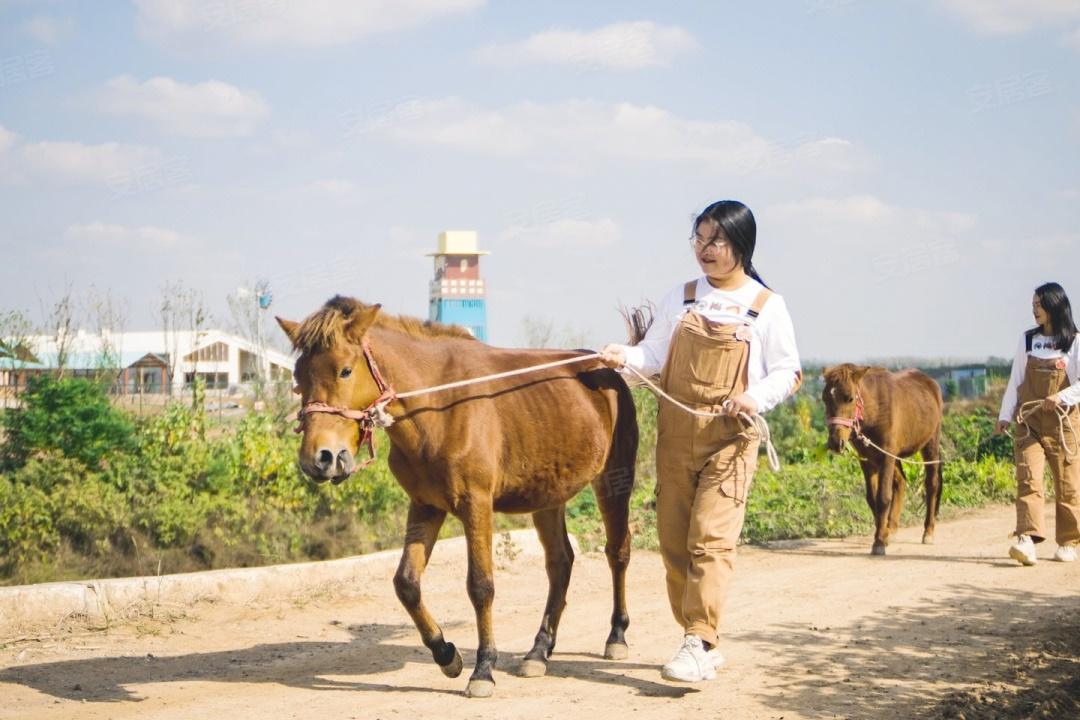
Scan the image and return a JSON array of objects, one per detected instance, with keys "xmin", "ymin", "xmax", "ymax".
[{"xmin": 1, "ymin": 504, "xmax": 1077, "ymax": 720}]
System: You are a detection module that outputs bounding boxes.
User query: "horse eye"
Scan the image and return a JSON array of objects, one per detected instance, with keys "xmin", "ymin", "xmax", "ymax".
[{"xmin": 340, "ymin": 367, "xmax": 352, "ymax": 379}]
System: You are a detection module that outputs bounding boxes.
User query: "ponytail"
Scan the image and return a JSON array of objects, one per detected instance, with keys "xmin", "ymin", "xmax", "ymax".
[{"xmin": 746, "ymin": 261, "xmax": 768, "ymax": 289}]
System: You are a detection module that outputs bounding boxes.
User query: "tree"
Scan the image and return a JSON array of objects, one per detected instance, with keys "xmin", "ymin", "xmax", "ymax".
[
  {"xmin": 160, "ymin": 281, "xmax": 209, "ymax": 398},
  {"xmin": 84, "ymin": 286, "xmax": 129, "ymax": 386},
  {"xmin": 0, "ymin": 309, "xmax": 36, "ymax": 394},
  {"xmin": 41, "ymin": 285, "xmax": 76, "ymax": 380},
  {"xmin": 521, "ymin": 314, "xmax": 592, "ymax": 350}
]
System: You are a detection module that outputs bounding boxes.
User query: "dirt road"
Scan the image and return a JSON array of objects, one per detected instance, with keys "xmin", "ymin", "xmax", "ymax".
[{"xmin": 1, "ymin": 504, "xmax": 1077, "ymax": 720}]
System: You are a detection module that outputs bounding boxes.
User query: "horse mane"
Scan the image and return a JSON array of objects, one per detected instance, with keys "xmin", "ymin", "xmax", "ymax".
[
  {"xmin": 292, "ymin": 295, "xmax": 475, "ymax": 352},
  {"xmin": 823, "ymin": 363, "xmax": 888, "ymax": 386}
]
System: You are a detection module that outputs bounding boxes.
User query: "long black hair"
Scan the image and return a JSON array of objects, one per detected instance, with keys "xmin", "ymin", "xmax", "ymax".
[
  {"xmin": 1033, "ymin": 282, "xmax": 1078, "ymax": 352},
  {"xmin": 693, "ymin": 200, "xmax": 766, "ymax": 287}
]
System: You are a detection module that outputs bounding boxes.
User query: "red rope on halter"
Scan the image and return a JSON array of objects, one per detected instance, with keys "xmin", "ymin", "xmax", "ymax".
[{"xmin": 294, "ymin": 338, "xmax": 397, "ymax": 473}]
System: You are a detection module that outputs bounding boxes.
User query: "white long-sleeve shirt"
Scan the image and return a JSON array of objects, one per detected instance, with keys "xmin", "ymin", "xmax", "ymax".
[
  {"xmin": 998, "ymin": 331, "xmax": 1080, "ymax": 422},
  {"xmin": 614, "ymin": 276, "xmax": 802, "ymax": 414}
]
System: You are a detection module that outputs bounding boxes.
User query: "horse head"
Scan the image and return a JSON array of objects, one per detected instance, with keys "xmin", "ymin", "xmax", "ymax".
[
  {"xmin": 277, "ymin": 296, "xmax": 385, "ymax": 483},
  {"xmin": 822, "ymin": 363, "xmax": 869, "ymax": 453}
]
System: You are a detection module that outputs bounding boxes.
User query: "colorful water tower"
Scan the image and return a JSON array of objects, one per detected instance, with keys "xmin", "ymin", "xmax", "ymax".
[{"xmin": 428, "ymin": 230, "xmax": 489, "ymax": 341}]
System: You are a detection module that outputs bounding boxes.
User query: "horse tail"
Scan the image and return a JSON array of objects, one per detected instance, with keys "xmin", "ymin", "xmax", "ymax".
[
  {"xmin": 603, "ymin": 376, "xmax": 639, "ymax": 494},
  {"xmin": 619, "ymin": 302, "xmax": 655, "ymax": 347}
]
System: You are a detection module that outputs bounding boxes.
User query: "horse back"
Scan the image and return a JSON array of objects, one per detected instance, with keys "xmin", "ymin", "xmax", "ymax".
[
  {"xmin": 861, "ymin": 368, "xmax": 942, "ymax": 452},
  {"xmin": 393, "ymin": 343, "xmax": 634, "ymax": 513}
]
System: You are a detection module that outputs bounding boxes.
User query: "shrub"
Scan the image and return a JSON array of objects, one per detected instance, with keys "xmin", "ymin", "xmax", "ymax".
[{"xmin": 1, "ymin": 376, "xmax": 135, "ymax": 470}]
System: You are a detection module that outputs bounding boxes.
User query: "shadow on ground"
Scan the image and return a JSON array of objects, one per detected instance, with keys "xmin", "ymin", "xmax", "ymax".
[
  {"xmin": 0, "ymin": 622, "xmax": 687, "ymax": 702},
  {"xmin": 736, "ymin": 583, "xmax": 1080, "ymax": 719}
]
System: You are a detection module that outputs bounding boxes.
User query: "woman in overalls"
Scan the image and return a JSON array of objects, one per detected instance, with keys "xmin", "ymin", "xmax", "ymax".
[
  {"xmin": 995, "ymin": 282, "xmax": 1080, "ymax": 565},
  {"xmin": 600, "ymin": 200, "xmax": 801, "ymax": 683}
]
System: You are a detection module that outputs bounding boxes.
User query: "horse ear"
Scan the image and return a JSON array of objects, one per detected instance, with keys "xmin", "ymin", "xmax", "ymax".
[
  {"xmin": 344, "ymin": 303, "xmax": 382, "ymax": 342},
  {"xmin": 852, "ymin": 366, "xmax": 870, "ymax": 385},
  {"xmin": 276, "ymin": 317, "xmax": 300, "ymax": 346}
]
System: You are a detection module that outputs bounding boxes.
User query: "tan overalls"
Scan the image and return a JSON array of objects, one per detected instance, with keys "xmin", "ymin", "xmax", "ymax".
[
  {"xmin": 655, "ymin": 281, "xmax": 771, "ymax": 648},
  {"xmin": 1013, "ymin": 354, "xmax": 1080, "ymax": 545}
]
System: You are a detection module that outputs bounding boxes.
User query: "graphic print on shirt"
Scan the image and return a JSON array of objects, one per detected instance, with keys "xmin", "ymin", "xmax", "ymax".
[{"xmin": 1031, "ymin": 337, "xmax": 1057, "ymax": 353}]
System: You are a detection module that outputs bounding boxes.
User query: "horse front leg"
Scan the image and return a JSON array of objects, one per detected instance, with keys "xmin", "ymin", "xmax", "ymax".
[
  {"xmin": 859, "ymin": 457, "xmax": 880, "ymax": 540},
  {"xmin": 873, "ymin": 453, "xmax": 896, "ymax": 555},
  {"xmin": 520, "ymin": 505, "xmax": 574, "ymax": 678},
  {"xmin": 460, "ymin": 497, "xmax": 498, "ymax": 698},
  {"xmin": 887, "ymin": 460, "xmax": 907, "ymax": 535},
  {"xmin": 393, "ymin": 500, "xmax": 462, "ymax": 677}
]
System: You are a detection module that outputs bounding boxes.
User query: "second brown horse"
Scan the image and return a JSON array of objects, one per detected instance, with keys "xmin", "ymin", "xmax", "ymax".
[{"xmin": 823, "ymin": 364, "xmax": 944, "ymax": 555}]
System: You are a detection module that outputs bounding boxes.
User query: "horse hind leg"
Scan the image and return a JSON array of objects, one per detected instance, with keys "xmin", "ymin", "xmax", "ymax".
[
  {"xmin": 393, "ymin": 501, "xmax": 462, "ymax": 678},
  {"xmin": 921, "ymin": 433, "xmax": 944, "ymax": 544},
  {"xmin": 520, "ymin": 505, "xmax": 574, "ymax": 678},
  {"xmin": 592, "ymin": 465, "xmax": 632, "ymax": 660}
]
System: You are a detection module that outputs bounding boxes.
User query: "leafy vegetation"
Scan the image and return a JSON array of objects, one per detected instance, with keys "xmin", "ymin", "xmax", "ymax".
[{"xmin": 1, "ymin": 373, "xmax": 1019, "ymax": 584}]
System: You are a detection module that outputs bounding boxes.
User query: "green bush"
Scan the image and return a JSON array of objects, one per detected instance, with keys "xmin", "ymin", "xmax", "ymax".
[
  {"xmin": 0, "ymin": 475, "xmax": 58, "ymax": 576},
  {"xmin": 1, "ymin": 376, "xmax": 135, "ymax": 470},
  {"xmin": 943, "ymin": 406, "xmax": 1013, "ymax": 462},
  {"xmin": 0, "ymin": 374, "xmax": 1023, "ymax": 585}
]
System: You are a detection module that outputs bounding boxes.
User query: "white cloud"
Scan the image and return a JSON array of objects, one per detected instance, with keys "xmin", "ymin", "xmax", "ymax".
[
  {"xmin": 936, "ymin": 0, "xmax": 1080, "ymax": 35},
  {"xmin": 360, "ymin": 97, "xmax": 868, "ymax": 176},
  {"xmin": 100, "ymin": 75, "xmax": 268, "ymax": 137},
  {"xmin": 500, "ymin": 218, "xmax": 621, "ymax": 251},
  {"xmin": 0, "ymin": 125, "xmax": 17, "ymax": 154},
  {"xmin": 769, "ymin": 195, "xmax": 977, "ymax": 240},
  {"xmin": 64, "ymin": 222, "xmax": 190, "ymax": 251},
  {"xmin": 476, "ymin": 21, "xmax": 698, "ymax": 70},
  {"xmin": 22, "ymin": 15, "xmax": 75, "ymax": 45},
  {"xmin": 21, "ymin": 140, "xmax": 162, "ymax": 184},
  {"xmin": 1066, "ymin": 25, "xmax": 1080, "ymax": 48},
  {"xmin": 306, "ymin": 178, "xmax": 362, "ymax": 203},
  {"xmin": 134, "ymin": 0, "xmax": 484, "ymax": 48}
]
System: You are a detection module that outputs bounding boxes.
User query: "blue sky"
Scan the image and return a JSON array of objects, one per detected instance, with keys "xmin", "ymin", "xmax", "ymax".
[{"xmin": 1, "ymin": 0, "xmax": 1078, "ymax": 362}]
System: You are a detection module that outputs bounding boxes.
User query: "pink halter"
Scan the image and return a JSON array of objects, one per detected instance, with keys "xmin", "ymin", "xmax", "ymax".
[
  {"xmin": 827, "ymin": 394, "xmax": 864, "ymax": 432},
  {"xmin": 294, "ymin": 338, "xmax": 397, "ymax": 473}
]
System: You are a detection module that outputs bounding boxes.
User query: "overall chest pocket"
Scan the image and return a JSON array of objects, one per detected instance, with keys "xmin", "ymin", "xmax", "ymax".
[{"xmin": 676, "ymin": 327, "xmax": 747, "ymax": 399}]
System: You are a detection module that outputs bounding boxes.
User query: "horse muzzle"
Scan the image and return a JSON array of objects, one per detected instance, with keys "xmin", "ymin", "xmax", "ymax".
[
  {"xmin": 304, "ymin": 447, "xmax": 356, "ymax": 483},
  {"xmin": 826, "ymin": 432, "xmax": 849, "ymax": 454}
]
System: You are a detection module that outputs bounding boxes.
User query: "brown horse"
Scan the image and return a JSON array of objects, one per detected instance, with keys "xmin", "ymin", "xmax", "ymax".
[
  {"xmin": 276, "ymin": 296, "xmax": 638, "ymax": 698},
  {"xmin": 822, "ymin": 364, "xmax": 944, "ymax": 555}
]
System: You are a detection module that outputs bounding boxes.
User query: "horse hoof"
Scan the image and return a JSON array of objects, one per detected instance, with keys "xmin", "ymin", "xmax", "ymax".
[
  {"xmin": 440, "ymin": 648, "xmax": 464, "ymax": 679},
  {"xmin": 466, "ymin": 679, "xmax": 495, "ymax": 698},
  {"xmin": 922, "ymin": 533, "xmax": 935, "ymax": 545},
  {"xmin": 871, "ymin": 543, "xmax": 886, "ymax": 556},
  {"xmin": 604, "ymin": 642, "xmax": 629, "ymax": 660},
  {"xmin": 519, "ymin": 658, "xmax": 548, "ymax": 678}
]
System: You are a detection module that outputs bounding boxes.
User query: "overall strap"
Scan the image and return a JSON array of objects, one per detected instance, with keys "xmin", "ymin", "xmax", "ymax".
[
  {"xmin": 682, "ymin": 280, "xmax": 697, "ymax": 306},
  {"xmin": 746, "ymin": 288, "xmax": 773, "ymax": 319}
]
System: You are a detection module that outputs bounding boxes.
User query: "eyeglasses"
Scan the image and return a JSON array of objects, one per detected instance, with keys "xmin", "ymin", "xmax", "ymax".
[{"xmin": 689, "ymin": 235, "xmax": 730, "ymax": 252}]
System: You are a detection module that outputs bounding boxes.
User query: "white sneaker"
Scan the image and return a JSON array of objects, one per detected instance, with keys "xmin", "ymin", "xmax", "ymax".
[
  {"xmin": 661, "ymin": 635, "xmax": 716, "ymax": 682},
  {"xmin": 707, "ymin": 647, "xmax": 726, "ymax": 670},
  {"xmin": 1054, "ymin": 544, "xmax": 1077, "ymax": 562},
  {"xmin": 1009, "ymin": 535, "xmax": 1038, "ymax": 566}
]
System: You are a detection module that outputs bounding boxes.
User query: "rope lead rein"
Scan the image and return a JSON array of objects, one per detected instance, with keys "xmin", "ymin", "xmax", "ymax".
[{"xmin": 358, "ymin": 352, "xmax": 781, "ymax": 472}]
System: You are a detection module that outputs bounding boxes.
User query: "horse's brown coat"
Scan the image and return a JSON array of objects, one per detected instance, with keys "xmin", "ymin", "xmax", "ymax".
[
  {"xmin": 823, "ymin": 364, "xmax": 944, "ymax": 555},
  {"xmin": 278, "ymin": 296, "xmax": 638, "ymax": 696}
]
